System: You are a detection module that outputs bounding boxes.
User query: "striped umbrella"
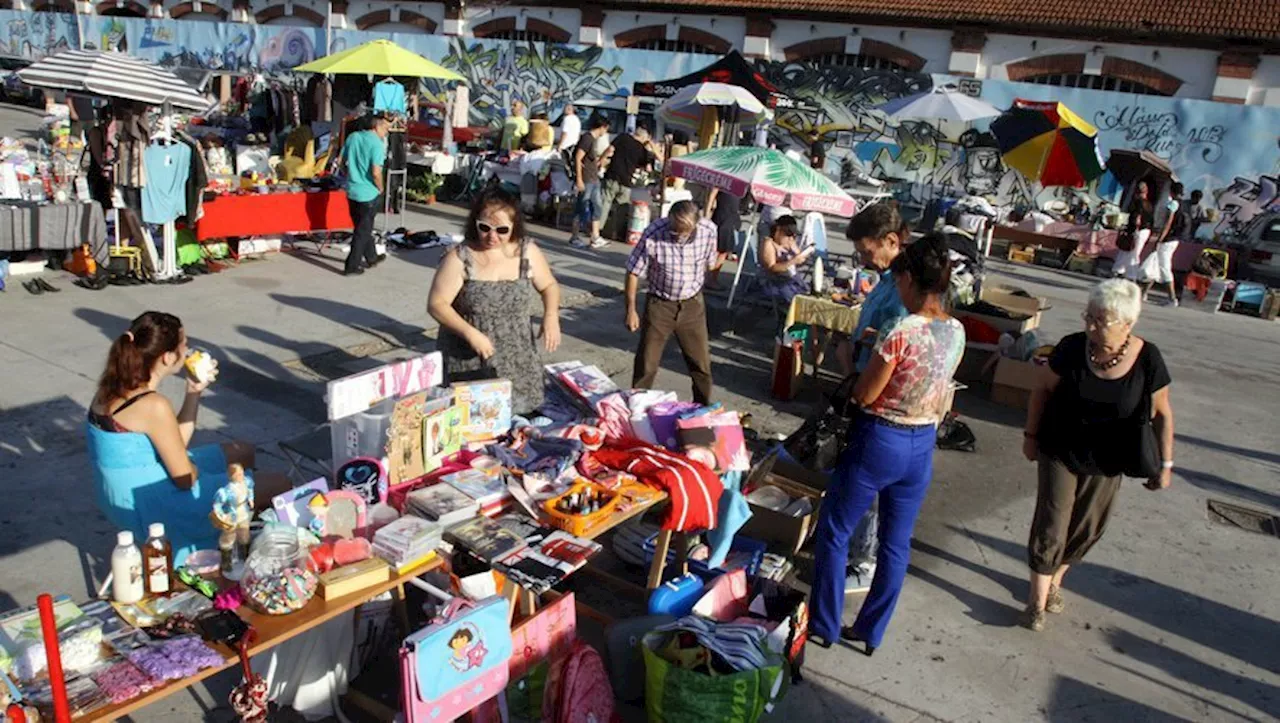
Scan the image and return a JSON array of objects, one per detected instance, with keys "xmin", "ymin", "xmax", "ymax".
[
  {"xmin": 668, "ymin": 146, "xmax": 858, "ymax": 217},
  {"xmin": 991, "ymin": 99, "xmax": 1104, "ymax": 187},
  {"xmin": 875, "ymin": 86, "xmax": 1001, "ymax": 123},
  {"xmin": 17, "ymin": 50, "xmax": 213, "ymax": 111}
]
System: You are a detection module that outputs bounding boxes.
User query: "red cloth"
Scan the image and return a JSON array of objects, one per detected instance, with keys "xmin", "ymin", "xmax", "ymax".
[
  {"xmin": 194, "ymin": 190, "xmax": 354, "ymax": 241},
  {"xmin": 1184, "ymin": 272, "xmax": 1212, "ymax": 302},
  {"xmin": 590, "ymin": 439, "xmax": 721, "ymax": 532}
]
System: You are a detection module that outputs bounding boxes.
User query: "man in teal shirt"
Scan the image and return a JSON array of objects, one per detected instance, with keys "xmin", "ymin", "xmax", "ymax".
[{"xmin": 341, "ymin": 113, "xmax": 390, "ymax": 276}]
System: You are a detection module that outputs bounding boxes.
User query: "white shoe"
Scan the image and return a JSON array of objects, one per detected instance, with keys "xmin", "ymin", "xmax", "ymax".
[
  {"xmin": 589, "ymin": 237, "xmax": 609, "ymax": 249},
  {"xmin": 844, "ymin": 562, "xmax": 876, "ymax": 593}
]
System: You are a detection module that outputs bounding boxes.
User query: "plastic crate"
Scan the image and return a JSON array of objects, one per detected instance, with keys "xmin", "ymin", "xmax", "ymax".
[{"xmin": 642, "ymin": 532, "xmax": 766, "ymax": 581}]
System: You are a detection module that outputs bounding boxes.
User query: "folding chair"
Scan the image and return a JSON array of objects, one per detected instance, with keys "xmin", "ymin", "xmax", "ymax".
[
  {"xmin": 277, "ymin": 422, "xmax": 333, "ymax": 485},
  {"xmin": 725, "ymin": 228, "xmax": 785, "ymax": 335}
]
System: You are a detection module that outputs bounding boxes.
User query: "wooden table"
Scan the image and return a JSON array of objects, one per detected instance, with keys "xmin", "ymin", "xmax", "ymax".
[
  {"xmin": 506, "ymin": 492, "xmax": 669, "ymax": 620},
  {"xmin": 81, "ymin": 558, "xmax": 443, "ymax": 722}
]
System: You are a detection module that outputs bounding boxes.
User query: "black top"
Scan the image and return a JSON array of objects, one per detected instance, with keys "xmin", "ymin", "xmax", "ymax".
[
  {"xmin": 810, "ymin": 140, "xmax": 826, "ymax": 168},
  {"xmin": 1126, "ymin": 199, "xmax": 1154, "ymax": 233},
  {"xmin": 604, "ymin": 134, "xmax": 654, "ymax": 186},
  {"xmin": 1040, "ymin": 332, "xmax": 1171, "ymax": 476},
  {"xmin": 575, "ymin": 134, "xmax": 600, "ymax": 184},
  {"xmin": 711, "ymin": 191, "xmax": 742, "ymax": 254}
]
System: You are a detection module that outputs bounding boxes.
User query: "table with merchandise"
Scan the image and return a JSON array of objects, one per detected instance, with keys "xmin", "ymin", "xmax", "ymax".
[{"xmin": 3, "ymin": 356, "xmax": 813, "ymax": 723}]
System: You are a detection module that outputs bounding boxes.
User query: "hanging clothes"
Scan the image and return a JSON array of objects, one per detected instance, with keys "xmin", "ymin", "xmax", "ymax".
[
  {"xmin": 176, "ymin": 131, "xmax": 208, "ymax": 225},
  {"xmin": 373, "ymin": 79, "xmax": 407, "ymax": 114},
  {"xmin": 142, "ymin": 140, "xmax": 191, "ymax": 225}
]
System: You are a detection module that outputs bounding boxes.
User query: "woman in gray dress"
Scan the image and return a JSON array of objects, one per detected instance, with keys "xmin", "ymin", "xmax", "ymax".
[{"xmin": 429, "ymin": 187, "xmax": 562, "ymax": 414}]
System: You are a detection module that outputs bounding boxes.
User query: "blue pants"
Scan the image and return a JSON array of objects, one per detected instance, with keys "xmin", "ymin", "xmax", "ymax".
[{"xmin": 811, "ymin": 414, "xmax": 935, "ymax": 647}]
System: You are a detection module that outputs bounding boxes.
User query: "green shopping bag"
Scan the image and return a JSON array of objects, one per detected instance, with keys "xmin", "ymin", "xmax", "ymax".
[{"xmin": 641, "ymin": 629, "xmax": 787, "ymax": 723}]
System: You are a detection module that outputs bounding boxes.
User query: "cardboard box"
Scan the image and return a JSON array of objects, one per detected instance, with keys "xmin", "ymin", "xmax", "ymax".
[
  {"xmin": 991, "ymin": 357, "xmax": 1042, "ymax": 410},
  {"xmin": 955, "ymin": 342, "xmax": 998, "ymax": 384},
  {"xmin": 954, "ymin": 288, "xmax": 1046, "ymax": 335},
  {"xmin": 740, "ymin": 471, "xmax": 823, "ymax": 556}
]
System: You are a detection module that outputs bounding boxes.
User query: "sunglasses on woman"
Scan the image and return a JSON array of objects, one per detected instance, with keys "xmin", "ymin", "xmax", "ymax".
[{"xmin": 476, "ymin": 221, "xmax": 512, "ymax": 236}]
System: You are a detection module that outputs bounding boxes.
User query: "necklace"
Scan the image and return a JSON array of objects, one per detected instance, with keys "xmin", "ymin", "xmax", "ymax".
[{"xmin": 1088, "ymin": 336, "xmax": 1131, "ymax": 370}]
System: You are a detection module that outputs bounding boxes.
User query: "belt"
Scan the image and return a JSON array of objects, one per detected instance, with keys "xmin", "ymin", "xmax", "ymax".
[{"xmin": 858, "ymin": 409, "xmax": 935, "ymax": 431}]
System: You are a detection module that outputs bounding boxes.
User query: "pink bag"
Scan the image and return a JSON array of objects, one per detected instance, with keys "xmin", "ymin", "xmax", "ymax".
[
  {"xmin": 544, "ymin": 640, "xmax": 618, "ymax": 723},
  {"xmin": 692, "ymin": 568, "xmax": 750, "ymax": 621},
  {"xmin": 399, "ymin": 596, "xmax": 512, "ymax": 723}
]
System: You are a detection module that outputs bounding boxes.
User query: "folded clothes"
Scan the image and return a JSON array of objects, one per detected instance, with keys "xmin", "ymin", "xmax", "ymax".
[{"xmin": 654, "ymin": 615, "xmax": 770, "ymax": 672}]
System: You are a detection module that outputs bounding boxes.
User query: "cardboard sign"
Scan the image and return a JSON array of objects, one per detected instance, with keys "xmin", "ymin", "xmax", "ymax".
[
  {"xmin": 327, "ymin": 352, "xmax": 443, "ymax": 421},
  {"xmin": 386, "ymin": 392, "xmax": 429, "ymax": 488}
]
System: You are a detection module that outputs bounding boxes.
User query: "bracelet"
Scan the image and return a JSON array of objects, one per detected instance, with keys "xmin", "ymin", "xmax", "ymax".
[{"xmin": 1161, "ymin": 460, "xmax": 1174, "ymax": 469}]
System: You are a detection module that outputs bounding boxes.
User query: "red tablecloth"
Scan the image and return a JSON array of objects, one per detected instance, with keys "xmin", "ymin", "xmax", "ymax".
[{"xmin": 195, "ymin": 190, "xmax": 353, "ymax": 241}]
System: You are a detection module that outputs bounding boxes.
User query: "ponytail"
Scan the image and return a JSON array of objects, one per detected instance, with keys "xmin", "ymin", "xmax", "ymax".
[{"xmin": 96, "ymin": 311, "xmax": 183, "ymax": 404}]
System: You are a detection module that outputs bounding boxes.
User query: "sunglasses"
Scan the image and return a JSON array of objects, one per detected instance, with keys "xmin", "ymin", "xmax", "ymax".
[
  {"xmin": 1081, "ymin": 313, "xmax": 1125, "ymax": 330},
  {"xmin": 476, "ymin": 221, "xmax": 512, "ymax": 236}
]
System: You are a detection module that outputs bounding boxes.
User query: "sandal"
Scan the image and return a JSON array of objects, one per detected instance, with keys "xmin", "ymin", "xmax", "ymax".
[{"xmin": 35, "ymin": 278, "xmax": 60, "ymax": 293}]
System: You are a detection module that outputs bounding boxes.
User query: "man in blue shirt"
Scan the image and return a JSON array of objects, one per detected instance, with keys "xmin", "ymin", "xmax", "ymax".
[
  {"xmin": 842, "ymin": 202, "xmax": 909, "ymax": 592},
  {"xmin": 341, "ymin": 113, "xmax": 391, "ymax": 276}
]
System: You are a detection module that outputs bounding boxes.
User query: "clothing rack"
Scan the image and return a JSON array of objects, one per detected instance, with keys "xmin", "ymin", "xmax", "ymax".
[{"xmin": 145, "ymin": 109, "xmax": 182, "ymax": 282}]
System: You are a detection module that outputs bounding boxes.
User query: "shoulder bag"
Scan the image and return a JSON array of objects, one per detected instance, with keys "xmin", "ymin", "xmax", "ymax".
[{"xmin": 1121, "ymin": 358, "xmax": 1163, "ymax": 479}]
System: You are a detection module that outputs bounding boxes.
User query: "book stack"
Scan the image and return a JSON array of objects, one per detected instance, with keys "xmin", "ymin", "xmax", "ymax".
[
  {"xmin": 552, "ymin": 364, "xmax": 621, "ymax": 413},
  {"xmin": 442, "ymin": 468, "xmax": 511, "ymax": 516},
  {"xmin": 443, "ymin": 516, "xmax": 528, "ymax": 564},
  {"xmin": 372, "ymin": 516, "xmax": 443, "ymax": 572},
  {"xmin": 404, "ymin": 483, "xmax": 479, "ymax": 527}
]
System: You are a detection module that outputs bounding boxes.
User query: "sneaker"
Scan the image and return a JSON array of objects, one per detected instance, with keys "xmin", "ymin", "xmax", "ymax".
[
  {"xmin": 1046, "ymin": 585, "xmax": 1065, "ymax": 614},
  {"xmin": 588, "ymin": 237, "xmax": 609, "ymax": 249},
  {"xmin": 844, "ymin": 563, "xmax": 875, "ymax": 593},
  {"xmin": 1022, "ymin": 606, "xmax": 1046, "ymax": 632},
  {"xmin": 570, "ymin": 235, "xmax": 589, "ymax": 248}
]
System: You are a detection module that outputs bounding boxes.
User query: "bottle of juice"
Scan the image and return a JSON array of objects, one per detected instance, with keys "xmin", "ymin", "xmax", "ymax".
[{"xmin": 143, "ymin": 523, "xmax": 174, "ymax": 597}]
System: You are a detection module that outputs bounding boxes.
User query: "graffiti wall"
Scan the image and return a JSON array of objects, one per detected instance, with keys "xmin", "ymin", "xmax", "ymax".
[
  {"xmin": 0, "ymin": 11, "xmax": 79, "ymax": 60},
  {"xmin": 329, "ymin": 29, "xmax": 705, "ymax": 126},
  {"xmin": 2, "ymin": 10, "xmax": 1276, "ymax": 237},
  {"xmin": 83, "ymin": 15, "xmax": 322, "ymax": 73},
  {"xmin": 753, "ymin": 58, "xmax": 1280, "ymax": 234}
]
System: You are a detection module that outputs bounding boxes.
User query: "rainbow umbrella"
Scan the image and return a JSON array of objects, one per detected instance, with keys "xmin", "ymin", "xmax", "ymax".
[{"xmin": 991, "ymin": 99, "xmax": 1105, "ymax": 187}]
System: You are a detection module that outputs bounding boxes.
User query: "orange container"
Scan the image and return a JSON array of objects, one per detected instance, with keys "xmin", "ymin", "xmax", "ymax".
[{"xmin": 542, "ymin": 481, "xmax": 620, "ymax": 537}]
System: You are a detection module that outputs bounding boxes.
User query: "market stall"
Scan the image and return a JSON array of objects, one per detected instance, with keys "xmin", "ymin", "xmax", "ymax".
[
  {"xmin": 3, "ymin": 349, "xmax": 812, "ymax": 723},
  {"xmin": 194, "ymin": 189, "xmax": 353, "ymax": 242}
]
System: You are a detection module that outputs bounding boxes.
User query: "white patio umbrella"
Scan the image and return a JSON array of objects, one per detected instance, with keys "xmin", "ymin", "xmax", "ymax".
[
  {"xmin": 875, "ymin": 86, "xmax": 1001, "ymax": 122},
  {"xmin": 17, "ymin": 49, "xmax": 213, "ymax": 111}
]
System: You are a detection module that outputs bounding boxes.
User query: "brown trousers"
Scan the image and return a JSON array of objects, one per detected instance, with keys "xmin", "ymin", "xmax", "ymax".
[
  {"xmin": 1027, "ymin": 455, "xmax": 1122, "ymax": 575},
  {"xmin": 632, "ymin": 293, "xmax": 713, "ymax": 405}
]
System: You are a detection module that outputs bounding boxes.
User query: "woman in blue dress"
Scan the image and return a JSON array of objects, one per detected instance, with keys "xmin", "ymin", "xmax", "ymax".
[
  {"xmin": 760, "ymin": 214, "xmax": 814, "ymax": 303},
  {"xmin": 86, "ymin": 311, "xmax": 289, "ymax": 565}
]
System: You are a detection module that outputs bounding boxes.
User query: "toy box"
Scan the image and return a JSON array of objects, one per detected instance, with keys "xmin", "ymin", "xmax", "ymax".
[{"xmin": 452, "ymin": 380, "xmax": 513, "ymax": 442}]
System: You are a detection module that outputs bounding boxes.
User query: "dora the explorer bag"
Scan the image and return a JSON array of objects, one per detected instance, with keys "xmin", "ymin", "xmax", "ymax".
[{"xmin": 400, "ymin": 595, "xmax": 513, "ymax": 722}]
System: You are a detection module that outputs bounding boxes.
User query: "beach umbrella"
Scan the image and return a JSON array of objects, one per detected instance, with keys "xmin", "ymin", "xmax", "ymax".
[
  {"xmin": 17, "ymin": 50, "xmax": 213, "ymax": 111},
  {"xmin": 293, "ymin": 39, "xmax": 464, "ymax": 80},
  {"xmin": 657, "ymin": 82, "xmax": 770, "ymax": 130},
  {"xmin": 668, "ymin": 146, "xmax": 858, "ymax": 217},
  {"xmin": 991, "ymin": 99, "xmax": 1105, "ymax": 187},
  {"xmin": 875, "ymin": 86, "xmax": 1001, "ymax": 122}
]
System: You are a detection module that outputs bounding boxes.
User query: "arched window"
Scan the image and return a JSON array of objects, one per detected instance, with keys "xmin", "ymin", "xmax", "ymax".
[
  {"xmin": 808, "ymin": 53, "xmax": 906, "ymax": 72},
  {"xmin": 629, "ymin": 38, "xmax": 719, "ymax": 55},
  {"xmin": 1021, "ymin": 73, "xmax": 1168, "ymax": 96},
  {"xmin": 482, "ymin": 29, "xmax": 556, "ymax": 42}
]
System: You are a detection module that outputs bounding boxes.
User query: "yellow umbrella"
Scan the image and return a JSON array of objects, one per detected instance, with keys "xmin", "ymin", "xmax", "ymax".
[{"xmin": 293, "ymin": 39, "xmax": 464, "ymax": 81}]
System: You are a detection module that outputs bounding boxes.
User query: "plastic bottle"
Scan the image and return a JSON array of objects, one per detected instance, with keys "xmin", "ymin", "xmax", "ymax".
[
  {"xmin": 110, "ymin": 531, "xmax": 144, "ymax": 604},
  {"xmin": 812, "ymin": 257, "xmax": 825, "ymax": 295},
  {"xmin": 143, "ymin": 523, "xmax": 173, "ymax": 597}
]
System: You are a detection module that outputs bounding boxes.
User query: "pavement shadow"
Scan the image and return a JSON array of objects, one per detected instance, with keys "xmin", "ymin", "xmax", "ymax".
[
  {"xmin": 1099, "ymin": 628, "xmax": 1280, "ymax": 718},
  {"xmin": 1175, "ymin": 433, "xmax": 1280, "ymax": 468},
  {"xmin": 960, "ymin": 527, "xmax": 1280, "ymax": 676},
  {"xmin": 1176, "ymin": 467, "xmax": 1280, "ymax": 513},
  {"xmin": 1046, "ymin": 676, "xmax": 1188, "ymax": 722}
]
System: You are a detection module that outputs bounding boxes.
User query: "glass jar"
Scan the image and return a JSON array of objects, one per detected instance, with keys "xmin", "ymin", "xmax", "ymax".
[{"xmin": 241, "ymin": 528, "xmax": 318, "ymax": 615}]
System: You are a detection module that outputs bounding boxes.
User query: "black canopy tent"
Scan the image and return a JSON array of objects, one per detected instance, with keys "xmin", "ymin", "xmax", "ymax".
[{"xmin": 632, "ymin": 50, "xmax": 817, "ymax": 112}]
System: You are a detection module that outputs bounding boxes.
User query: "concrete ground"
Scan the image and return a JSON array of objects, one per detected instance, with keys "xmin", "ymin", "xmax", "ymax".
[{"xmin": 1, "ymin": 103, "xmax": 1277, "ymax": 722}]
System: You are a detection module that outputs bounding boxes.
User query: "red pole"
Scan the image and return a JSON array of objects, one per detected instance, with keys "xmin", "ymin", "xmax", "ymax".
[{"xmin": 36, "ymin": 594, "xmax": 72, "ymax": 723}]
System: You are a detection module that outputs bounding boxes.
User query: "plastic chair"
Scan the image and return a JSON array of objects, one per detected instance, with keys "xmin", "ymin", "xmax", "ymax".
[{"xmin": 726, "ymin": 229, "xmax": 784, "ymax": 334}]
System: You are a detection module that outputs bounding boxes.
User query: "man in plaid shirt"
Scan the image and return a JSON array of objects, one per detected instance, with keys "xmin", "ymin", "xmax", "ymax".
[{"xmin": 624, "ymin": 201, "xmax": 718, "ymax": 404}]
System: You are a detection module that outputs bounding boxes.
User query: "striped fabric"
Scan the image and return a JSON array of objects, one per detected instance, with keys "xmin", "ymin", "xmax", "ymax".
[{"xmin": 17, "ymin": 50, "xmax": 212, "ymax": 112}]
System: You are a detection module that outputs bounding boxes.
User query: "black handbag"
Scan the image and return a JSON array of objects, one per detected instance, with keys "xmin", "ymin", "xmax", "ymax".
[
  {"xmin": 1122, "ymin": 394, "xmax": 1163, "ymax": 479},
  {"xmin": 1115, "ymin": 229, "xmax": 1136, "ymax": 252},
  {"xmin": 782, "ymin": 373, "xmax": 859, "ymax": 472}
]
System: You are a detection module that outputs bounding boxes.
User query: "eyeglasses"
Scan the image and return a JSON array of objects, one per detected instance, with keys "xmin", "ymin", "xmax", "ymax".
[
  {"xmin": 476, "ymin": 221, "xmax": 512, "ymax": 236},
  {"xmin": 1081, "ymin": 313, "xmax": 1126, "ymax": 330}
]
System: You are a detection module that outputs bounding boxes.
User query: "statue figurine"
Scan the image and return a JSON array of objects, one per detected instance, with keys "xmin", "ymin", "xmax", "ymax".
[{"xmin": 211, "ymin": 463, "xmax": 255, "ymax": 557}]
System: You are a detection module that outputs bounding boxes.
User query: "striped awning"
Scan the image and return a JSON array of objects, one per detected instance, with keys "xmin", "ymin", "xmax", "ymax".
[{"xmin": 17, "ymin": 50, "xmax": 213, "ymax": 112}]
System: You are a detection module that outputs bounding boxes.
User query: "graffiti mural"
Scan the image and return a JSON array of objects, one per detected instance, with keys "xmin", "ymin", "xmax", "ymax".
[
  {"xmin": 438, "ymin": 38, "xmax": 623, "ymax": 126},
  {"xmin": 1214, "ymin": 175, "xmax": 1279, "ymax": 238},
  {"xmin": 82, "ymin": 16, "xmax": 321, "ymax": 73},
  {"xmin": 0, "ymin": 11, "xmax": 79, "ymax": 59}
]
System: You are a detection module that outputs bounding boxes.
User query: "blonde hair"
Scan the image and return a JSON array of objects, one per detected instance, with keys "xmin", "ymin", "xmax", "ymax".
[{"xmin": 1088, "ymin": 279, "xmax": 1142, "ymax": 324}]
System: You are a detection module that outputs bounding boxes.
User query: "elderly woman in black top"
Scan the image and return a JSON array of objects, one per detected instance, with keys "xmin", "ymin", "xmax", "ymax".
[{"xmin": 1020, "ymin": 279, "xmax": 1175, "ymax": 631}]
